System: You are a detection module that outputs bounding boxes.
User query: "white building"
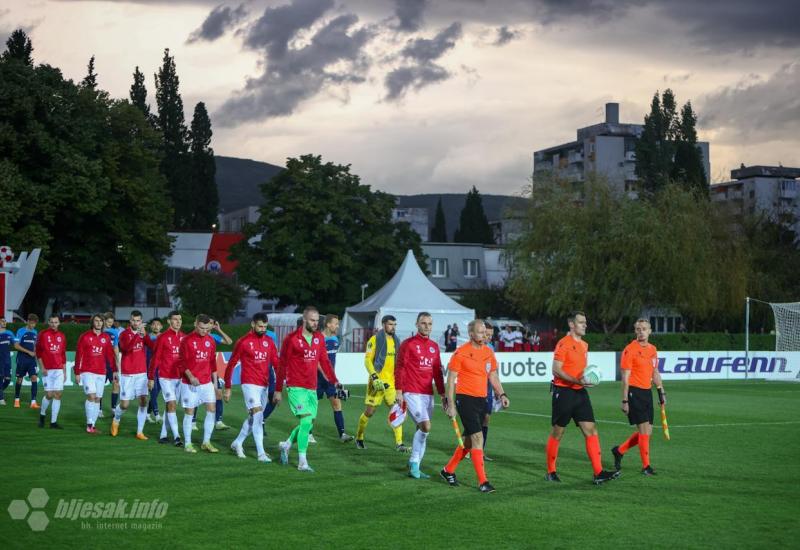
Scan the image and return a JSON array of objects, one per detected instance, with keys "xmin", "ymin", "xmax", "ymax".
[
  {"xmin": 422, "ymin": 242, "xmax": 508, "ymax": 300},
  {"xmin": 533, "ymin": 102, "xmax": 710, "ymax": 195},
  {"xmin": 710, "ymin": 165, "xmax": 800, "ymax": 235}
]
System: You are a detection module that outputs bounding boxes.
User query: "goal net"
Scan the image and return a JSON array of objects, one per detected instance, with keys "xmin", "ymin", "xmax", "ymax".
[{"xmin": 769, "ymin": 302, "xmax": 800, "ymax": 352}]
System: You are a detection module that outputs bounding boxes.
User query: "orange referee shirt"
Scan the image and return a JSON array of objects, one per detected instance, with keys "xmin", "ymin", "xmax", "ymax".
[
  {"xmin": 448, "ymin": 342, "xmax": 498, "ymax": 398},
  {"xmin": 553, "ymin": 335, "xmax": 588, "ymax": 390},
  {"xmin": 621, "ymin": 340, "xmax": 658, "ymax": 389}
]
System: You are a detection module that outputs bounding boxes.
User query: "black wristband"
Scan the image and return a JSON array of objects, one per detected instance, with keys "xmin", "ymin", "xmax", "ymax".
[
  {"xmin": 499, "ymin": 393, "xmax": 507, "ymax": 398},
  {"xmin": 622, "ymin": 400, "xmax": 629, "ymax": 403}
]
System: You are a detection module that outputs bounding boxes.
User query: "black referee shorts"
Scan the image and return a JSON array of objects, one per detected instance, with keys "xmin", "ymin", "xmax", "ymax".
[
  {"xmin": 456, "ymin": 394, "xmax": 486, "ymax": 437},
  {"xmin": 551, "ymin": 386, "xmax": 595, "ymax": 427},
  {"xmin": 627, "ymin": 386, "xmax": 654, "ymax": 425}
]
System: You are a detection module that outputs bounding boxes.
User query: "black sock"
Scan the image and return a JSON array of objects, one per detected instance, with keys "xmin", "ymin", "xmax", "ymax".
[
  {"xmin": 111, "ymin": 392, "xmax": 119, "ymax": 409},
  {"xmin": 482, "ymin": 426, "xmax": 488, "ymax": 448},
  {"xmin": 14, "ymin": 380, "xmax": 22, "ymax": 399}
]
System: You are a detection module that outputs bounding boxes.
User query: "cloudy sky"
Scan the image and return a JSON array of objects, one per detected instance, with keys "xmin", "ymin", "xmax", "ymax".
[{"xmin": 3, "ymin": 0, "xmax": 799, "ymax": 194}]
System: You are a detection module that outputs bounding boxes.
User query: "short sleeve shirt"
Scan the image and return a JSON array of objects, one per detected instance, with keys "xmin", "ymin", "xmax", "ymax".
[
  {"xmin": 448, "ymin": 342, "xmax": 498, "ymax": 398},
  {"xmin": 553, "ymin": 335, "xmax": 588, "ymax": 390}
]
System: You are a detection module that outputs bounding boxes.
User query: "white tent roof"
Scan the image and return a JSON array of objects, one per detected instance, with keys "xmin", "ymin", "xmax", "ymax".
[{"xmin": 342, "ymin": 250, "xmax": 475, "ymax": 345}]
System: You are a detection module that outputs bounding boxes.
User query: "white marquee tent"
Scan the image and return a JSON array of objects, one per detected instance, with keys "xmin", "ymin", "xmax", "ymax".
[{"xmin": 341, "ymin": 250, "xmax": 475, "ymax": 348}]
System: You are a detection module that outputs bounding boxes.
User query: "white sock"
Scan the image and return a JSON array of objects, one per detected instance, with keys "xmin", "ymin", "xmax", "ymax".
[
  {"xmin": 252, "ymin": 411, "xmax": 265, "ymax": 456},
  {"xmin": 168, "ymin": 411, "xmax": 180, "ymax": 439},
  {"xmin": 114, "ymin": 405, "xmax": 124, "ymax": 421},
  {"xmin": 85, "ymin": 400, "xmax": 93, "ymax": 425},
  {"xmin": 234, "ymin": 416, "xmax": 252, "ymax": 447},
  {"xmin": 41, "ymin": 397, "xmax": 51, "ymax": 416},
  {"xmin": 136, "ymin": 406, "xmax": 147, "ymax": 434},
  {"xmin": 183, "ymin": 414, "xmax": 193, "ymax": 445},
  {"xmin": 160, "ymin": 416, "xmax": 168, "ymax": 438},
  {"xmin": 298, "ymin": 452, "xmax": 308, "ymax": 468},
  {"xmin": 90, "ymin": 402, "xmax": 100, "ymax": 426},
  {"xmin": 203, "ymin": 410, "xmax": 215, "ymax": 444},
  {"xmin": 411, "ymin": 429, "xmax": 429, "ymax": 464},
  {"xmin": 51, "ymin": 399, "xmax": 61, "ymax": 422}
]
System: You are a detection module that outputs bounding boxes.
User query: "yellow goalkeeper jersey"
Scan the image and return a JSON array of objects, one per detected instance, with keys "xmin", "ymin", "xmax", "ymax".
[{"xmin": 364, "ymin": 334, "xmax": 396, "ymax": 383}]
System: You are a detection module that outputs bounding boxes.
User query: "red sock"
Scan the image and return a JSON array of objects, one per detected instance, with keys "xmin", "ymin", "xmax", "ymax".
[
  {"xmin": 471, "ymin": 449, "xmax": 488, "ymax": 484},
  {"xmin": 546, "ymin": 436, "xmax": 560, "ymax": 473},
  {"xmin": 639, "ymin": 434, "xmax": 650, "ymax": 467},
  {"xmin": 445, "ymin": 446, "xmax": 469, "ymax": 473},
  {"xmin": 585, "ymin": 434, "xmax": 603, "ymax": 475},
  {"xmin": 618, "ymin": 432, "xmax": 639, "ymax": 454}
]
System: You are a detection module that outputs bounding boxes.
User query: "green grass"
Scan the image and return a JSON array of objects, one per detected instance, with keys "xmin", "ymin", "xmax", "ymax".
[{"xmin": 3, "ymin": 381, "xmax": 799, "ymax": 548}]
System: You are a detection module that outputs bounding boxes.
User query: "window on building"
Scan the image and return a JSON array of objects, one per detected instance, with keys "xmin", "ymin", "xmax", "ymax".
[
  {"xmin": 463, "ymin": 259, "xmax": 479, "ymax": 278},
  {"xmin": 166, "ymin": 267, "xmax": 183, "ymax": 285},
  {"xmin": 749, "ymin": 190, "xmax": 755, "ymax": 199},
  {"xmin": 430, "ymin": 258, "xmax": 448, "ymax": 278}
]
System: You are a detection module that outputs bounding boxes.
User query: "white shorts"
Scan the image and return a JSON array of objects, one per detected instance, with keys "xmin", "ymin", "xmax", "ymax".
[
  {"xmin": 242, "ymin": 384, "xmax": 268, "ymax": 410},
  {"xmin": 81, "ymin": 372, "xmax": 106, "ymax": 397},
  {"xmin": 43, "ymin": 370, "xmax": 65, "ymax": 392},
  {"xmin": 405, "ymin": 392, "xmax": 434, "ymax": 424},
  {"xmin": 120, "ymin": 373, "xmax": 148, "ymax": 401},
  {"xmin": 181, "ymin": 382, "xmax": 216, "ymax": 409},
  {"xmin": 159, "ymin": 377, "xmax": 181, "ymax": 403}
]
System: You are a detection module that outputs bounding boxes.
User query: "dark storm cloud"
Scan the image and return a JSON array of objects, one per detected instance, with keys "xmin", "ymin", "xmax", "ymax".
[
  {"xmin": 393, "ymin": 0, "xmax": 427, "ymax": 32},
  {"xmin": 384, "ymin": 22, "xmax": 463, "ymax": 100},
  {"xmin": 186, "ymin": 3, "xmax": 248, "ymax": 43},
  {"xmin": 243, "ymin": 0, "xmax": 333, "ymax": 58},
  {"xmin": 217, "ymin": 9, "xmax": 374, "ymax": 125},
  {"xmin": 700, "ymin": 62, "xmax": 800, "ymax": 144},
  {"xmin": 493, "ymin": 25, "xmax": 520, "ymax": 46}
]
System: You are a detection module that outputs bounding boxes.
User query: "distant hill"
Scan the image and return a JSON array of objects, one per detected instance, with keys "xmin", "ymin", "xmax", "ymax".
[
  {"xmin": 214, "ymin": 156, "xmax": 527, "ymax": 240},
  {"xmin": 215, "ymin": 156, "xmax": 283, "ymax": 213}
]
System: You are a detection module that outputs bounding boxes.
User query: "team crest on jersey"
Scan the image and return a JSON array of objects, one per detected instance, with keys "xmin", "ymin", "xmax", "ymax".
[
  {"xmin": 100, "ymin": 337, "xmax": 106, "ymax": 344},
  {"xmin": 205, "ymin": 341, "xmax": 210, "ymax": 348},
  {"xmin": 313, "ymin": 338, "xmax": 319, "ymax": 345},
  {"xmin": 429, "ymin": 347, "xmax": 435, "ymax": 353},
  {"xmin": 262, "ymin": 341, "xmax": 268, "ymax": 347},
  {"xmin": 57, "ymin": 336, "xmax": 62, "ymax": 342}
]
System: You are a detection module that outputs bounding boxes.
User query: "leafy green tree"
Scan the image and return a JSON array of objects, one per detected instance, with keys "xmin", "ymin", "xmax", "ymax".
[
  {"xmin": 2, "ymin": 29, "xmax": 33, "ymax": 65},
  {"xmin": 130, "ymin": 66, "xmax": 151, "ymax": 118},
  {"xmin": 454, "ymin": 186, "xmax": 494, "ymax": 244},
  {"xmin": 232, "ymin": 154, "xmax": 425, "ymax": 312},
  {"xmin": 188, "ymin": 102, "xmax": 218, "ymax": 230},
  {"xmin": 0, "ymin": 32, "xmax": 173, "ymax": 311},
  {"xmin": 506, "ymin": 173, "xmax": 744, "ymax": 332},
  {"xmin": 154, "ymin": 48, "xmax": 190, "ymax": 229},
  {"xmin": 430, "ymin": 197, "xmax": 447, "ymax": 241},
  {"xmin": 172, "ymin": 270, "xmax": 245, "ymax": 323}
]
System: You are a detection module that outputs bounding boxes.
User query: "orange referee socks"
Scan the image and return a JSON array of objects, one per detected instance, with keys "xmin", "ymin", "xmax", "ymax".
[
  {"xmin": 638, "ymin": 434, "xmax": 650, "ymax": 467},
  {"xmin": 470, "ymin": 449, "xmax": 488, "ymax": 484},
  {"xmin": 546, "ymin": 436, "xmax": 560, "ymax": 473},
  {"xmin": 585, "ymin": 434, "xmax": 603, "ymax": 475},
  {"xmin": 445, "ymin": 446, "xmax": 469, "ymax": 473},
  {"xmin": 618, "ymin": 432, "xmax": 639, "ymax": 454}
]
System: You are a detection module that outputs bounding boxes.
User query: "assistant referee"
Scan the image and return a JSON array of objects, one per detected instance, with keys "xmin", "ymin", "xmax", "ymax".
[{"xmin": 440, "ymin": 319, "xmax": 509, "ymax": 493}]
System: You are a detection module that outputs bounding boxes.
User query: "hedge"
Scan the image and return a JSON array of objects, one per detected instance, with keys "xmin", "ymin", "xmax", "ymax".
[{"xmin": 6, "ymin": 323, "xmax": 777, "ymax": 352}]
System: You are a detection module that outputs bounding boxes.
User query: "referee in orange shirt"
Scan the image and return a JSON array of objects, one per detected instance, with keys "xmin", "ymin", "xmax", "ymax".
[
  {"xmin": 545, "ymin": 311, "xmax": 618, "ymax": 484},
  {"xmin": 440, "ymin": 319, "xmax": 509, "ymax": 493},
  {"xmin": 612, "ymin": 318, "xmax": 665, "ymax": 475}
]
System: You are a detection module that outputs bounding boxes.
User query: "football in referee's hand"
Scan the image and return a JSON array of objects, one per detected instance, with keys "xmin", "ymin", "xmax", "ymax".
[{"xmin": 582, "ymin": 365, "xmax": 601, "ymax": 386}]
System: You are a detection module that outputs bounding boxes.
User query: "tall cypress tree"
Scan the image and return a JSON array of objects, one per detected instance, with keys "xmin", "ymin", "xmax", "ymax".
[
  {"xmin": 154, "ymin": 48, "xmax": 190, "ymax": 229},
  {"xmin": 3, "ymin": 29, "xmax": 33, "ymax": 65},
  {"xmin": 430, "ymin": 197, "xmax": 447, "ymax": 242},
  {"xmin": 672, "ymin": 101, "xmax": 707, "ymax": 195},
  {"xmin": 454, "ymin": 186, "xmax": 494, "ymax": 244},
  {"xmin": 189, "ymin": 102, "xmax": 219, "ymax": 230},
  {"xmin": 129, "ymin": 66, "xmax": 150, "ymax": 117},
  {"xmin": 81, "ymin": 55, "xmax": 98, "ymax": 90}
]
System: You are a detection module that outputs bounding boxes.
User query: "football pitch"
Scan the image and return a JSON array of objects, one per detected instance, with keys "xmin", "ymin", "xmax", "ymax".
[{"xmin": 3, "ymin": 380, "xmax": 799, "ymax": 548}]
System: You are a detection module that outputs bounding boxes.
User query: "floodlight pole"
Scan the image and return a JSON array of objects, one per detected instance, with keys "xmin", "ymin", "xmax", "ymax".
[
  {"xmin": 745, "ymin": 296, "xmax": 750, "ymax": 380},
  {"xmin": 361, "ymin": 283, "xmax": 369, "ymax": 301}
]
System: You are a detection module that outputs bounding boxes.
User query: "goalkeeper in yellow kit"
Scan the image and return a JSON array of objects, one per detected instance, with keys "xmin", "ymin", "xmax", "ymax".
[{"xmin": 355, "ymin": 315, "xmax": 408, "ymax": 452}]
